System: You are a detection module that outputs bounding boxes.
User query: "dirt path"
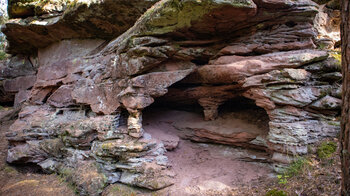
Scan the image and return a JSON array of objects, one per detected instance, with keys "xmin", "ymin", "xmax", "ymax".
[
  {"xmin": 165, "ymin": 140, "xmax": 274, "ymax": 195},
  {"xmin": 0, "ymin": 110, "xmax": 75, "ymax": 196}
]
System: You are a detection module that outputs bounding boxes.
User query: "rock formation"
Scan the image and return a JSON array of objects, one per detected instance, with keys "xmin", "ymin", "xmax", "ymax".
[{"xmin": 0, "ymin": 0, "xmax": 341, "ymax": 194}]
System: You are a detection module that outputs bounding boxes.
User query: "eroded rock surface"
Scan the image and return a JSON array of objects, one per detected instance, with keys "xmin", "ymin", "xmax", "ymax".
[{"xmin": 1, "ymin": 0, "xmax": 341, "ymax": 194}]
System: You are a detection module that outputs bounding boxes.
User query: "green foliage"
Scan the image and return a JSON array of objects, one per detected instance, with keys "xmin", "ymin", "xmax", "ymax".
[
  {"xmin": 0, "ymin": 35, "xmax": 8, "ymax": 60},
  {"xmin": 0, "ymin": 50, "xmax": 7, "ymax": 60},
  {"xmin": 0, "ymin": 11, "xmax": 9, "ymax": 61},
  {"xmin": 276, "ymin": 157, "xmax": 309, "ymax": 186},
  {"xmin": 265, "ymin": 189, "xmax": 287, "ymax": 196},
  {"xmin": 286, "ymin": 157, "xmax": 309, "ymax": 176},
  {"xmin": 317, "ymin": 141, "xmax": 337, "ymax": 159},
  {"xmin": 277, "ymin": 174, "xmax": 288, "ymax": 185}
]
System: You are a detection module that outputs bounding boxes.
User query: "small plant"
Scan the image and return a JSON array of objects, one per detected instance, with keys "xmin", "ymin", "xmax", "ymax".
[
  {"xmin": 275, "ymin": 157, "xmax": 309, "ymax": 187},
  {"xmin": 277, "ymin": 174, "xmax": 288, "ymax": 185},
  {"xmin": 317, "ymin": 141, "xmax": 337, "ymax": 159},
  {"xmin": 265, "ymin": 189, "xmax": 287, "ymax": 196},
  {"xmin": 286, "ymin": 157, "xmax": 309, "ymax": 176}
]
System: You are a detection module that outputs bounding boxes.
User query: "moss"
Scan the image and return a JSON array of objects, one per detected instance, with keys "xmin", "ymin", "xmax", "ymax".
[
  {"xmin": 317, "ymin": 141, "xmax": 337, "ymax": 159},
  {"xmin": 330, "ymin": 51, "xmax": 341, "ymax": 64},
  {"xmin": 139, "ymin": 0, "xmax": 253, "ymax": 35},
  {"xmin": 327, "ymin": 121, "xmax": 340, "ymax": 126},
  {"xmin": 265, "ymin": 189, "xmax": 287, "ymax": 196},
  {"xmin": 101, "ymin": 142, "xmax": 114, "ymax": 150}
]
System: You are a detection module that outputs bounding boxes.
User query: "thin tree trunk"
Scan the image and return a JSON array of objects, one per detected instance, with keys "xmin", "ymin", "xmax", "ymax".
[{"xmin": 341, "ymin": 0, "xmax": 350, "ymax": 195}]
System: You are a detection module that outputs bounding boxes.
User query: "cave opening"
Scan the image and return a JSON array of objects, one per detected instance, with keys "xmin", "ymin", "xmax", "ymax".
[
  {"xmin": 142, "ymin": 92, "xmax": 273, "ymax": 191},
  {"xmin": 143, "ymin": 95, "xmax": 270, "ymax": 150}
]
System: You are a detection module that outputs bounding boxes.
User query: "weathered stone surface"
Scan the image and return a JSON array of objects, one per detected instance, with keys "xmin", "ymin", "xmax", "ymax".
[
  {"xmin": 268, "ymin": 86, "xmax": 328, "ymax": 107},
  {"xmin": 14, "ymin": 90, "xmax": 31, "ymax": 107},
  {"xmin": 189, "ymin": 50, "xmax": 328, "ymax": 84},
  {"xmin": 71, "ymin": 161, "xmax": 107, "ymax": 196},
  {"xmin": 119, "ymin": 162, "xmax": 175, "ymax": 190},
  {"xmin": 0, "ymin": 55, "xmax": 37, "ymax": 105},
  {"xmin": 7, "ymin": 140, "xmax": 47, "ymax": 163},
  {"xmin": 314, "ymin": 5, "xmax": 340, "ymax": 49},
  {"xmin": 310, "ymin": 95, "xmax": 341, "ymax": 110},
  {"xmin": 268, "ymin": 120, "xmax": 339, "ymax": 154},
  {"xmin": 0, "ymin": 55, "xmax": 36, "ymax": 78},
  {"xmin": 47, "ymin": 85, "xmax": 75, "ymax": 108},
  {"xmin": 72, "ymin": 81, "xmax": 121, "ymax": 114},
  {"xmin": 4, "ymin": 0, "xmax": 159, "ymax": 54},
  {"xmin": 3, "ymin": 75, "xmax": 36, "ymax": 93}
]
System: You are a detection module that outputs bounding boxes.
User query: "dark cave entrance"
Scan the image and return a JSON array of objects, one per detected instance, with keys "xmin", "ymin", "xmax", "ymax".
[
  {"xmin": 143, "ymin": 95, "xmax": 270, "ymax": 151},
  {"xmin": 142, "ymin": 92, "xmax": 273, "ymax": 191}
]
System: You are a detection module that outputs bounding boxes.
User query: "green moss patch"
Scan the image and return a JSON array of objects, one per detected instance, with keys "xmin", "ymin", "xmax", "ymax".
[
  {"xmin": 139, "ymin": 0, "xmax": 254, "ymax": 35},
  {"xmin": 265, "ymin": 189, "xmax": 287, "ymax": 196},
  {"xmin": 317, "ymin": 141, "xmax": 337, "ymax": 159}
]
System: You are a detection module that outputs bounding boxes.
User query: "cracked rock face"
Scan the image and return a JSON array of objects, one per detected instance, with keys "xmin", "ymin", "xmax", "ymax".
[{"xmin": 1, "ymin": 0, "xmax": 341, "ymax": 194}]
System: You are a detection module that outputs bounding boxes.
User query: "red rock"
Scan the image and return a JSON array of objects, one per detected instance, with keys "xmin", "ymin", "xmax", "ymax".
[
  {"xmin": 72, "ymin": 80, "xmax": 121, "ymax": 114},
  {"xmin": 47, "ymin": 85, "xmax": 75, "ymax": 108},
  {"xmin": 242, "ymin": 88, "xmax": 276, "ymax": 110},
  {"xmin": 190, "ymin": 50, "xmax": 328, "ymax": 84},
  {"xmin": 3, "ymin": 75, "xmax": 37, "ymax": 93},
  {"xmin": 14, "ymin": 90, "xmax": 31, "ymax": 107},
  {"xmin": 29, "ymin": 87, "xmax": 55, "ymax": 105},
  {"xmin": 0, "ymin": 55, "xmax": 36, "ymax": 78}
]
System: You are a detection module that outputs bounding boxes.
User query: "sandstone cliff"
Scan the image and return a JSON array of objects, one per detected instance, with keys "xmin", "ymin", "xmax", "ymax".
[{"xmin": 0, "ymin": 0, "xmax": 341, "ymax": 195}]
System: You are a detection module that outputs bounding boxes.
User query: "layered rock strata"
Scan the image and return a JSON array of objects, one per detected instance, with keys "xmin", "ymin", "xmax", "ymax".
[{"xmin": 1, "ymin": 0, "xmax": 341, "ymax": 194}]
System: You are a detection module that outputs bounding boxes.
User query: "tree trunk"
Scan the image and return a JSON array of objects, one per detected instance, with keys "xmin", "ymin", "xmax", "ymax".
[{"xmin": 341, "ymin": 0, "xmax": 350, "ymax": 195}]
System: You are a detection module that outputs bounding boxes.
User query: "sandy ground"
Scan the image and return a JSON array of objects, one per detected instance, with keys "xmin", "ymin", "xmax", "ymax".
[{"xmin": 143, "ymin": 108, "xmax": 274, "ymax": 195}]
